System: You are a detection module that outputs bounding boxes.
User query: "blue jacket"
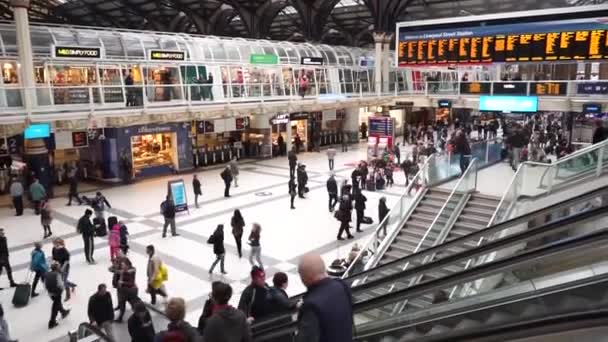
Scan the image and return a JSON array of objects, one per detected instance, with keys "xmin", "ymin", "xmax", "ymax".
[{"xmin": 30, "ymin": 249, "xmax": 48, "ymax": 273}]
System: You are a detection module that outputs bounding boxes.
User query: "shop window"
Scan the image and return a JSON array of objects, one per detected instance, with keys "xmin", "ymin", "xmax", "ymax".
[
  {"xmin": 316, "ymin": 69, "xmax": 328, "ymax": 94},
  {"xmin": 282, "ymin": 67, "xmax": 294, "ymax": 95},
  {"xmin": 34, "ymin": 63, "xmax": 51, "ymax": 106},
  {"xmin": 143, "ymin": 66, "xmax": 183, "ymax": 102},
  {"xmin": 2, "ymin": 62, "xmax": 18, "ymax": 84},
  {"xmin": 49, "ymin": 64, "xmax": 97, "ymax": 105},
  {"xmin": 99, "ymin": 67, "xmax": 125, "ymax": 104},
  {"xmin": 131, "ymin": 133, "xmax": 177, "ymax": 175},
  {"xmin": 1, "ymin": 61, "xmax": 22, "ymax": 107}
]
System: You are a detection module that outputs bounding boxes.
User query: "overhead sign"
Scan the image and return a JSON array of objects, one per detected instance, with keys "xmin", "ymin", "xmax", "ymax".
[
  {"xmin": 397, "ymin": 16, "xmax": 608, "ymax": 66},
  {"xmin": 577, "ymin": 82, "xmax": 608, "ymax": 95},
  {"xmin": 168, "ymin": 179, "xmax": 188, "ymax": 212},
  {"xmin": 301, "ymin": 57, "xmax": 324, "ymax": 65},
  {"xmin": 583, "ymin": 103, "xmax": 602, "ymax": 114},
  {"xmin": 250, "ymin": 54, "xmax": 278, "ymax": 65},
  {"xmin": 53, "ymin": 46, "xmax": 101, "ymax": 59},
  {"xmin": 438, "ymin": 99, "xmax": 452, "ymax": 108},
  {"xmin": 270, "ymin": 113, "xmax": 290, "ymax": 125},
  {"xmin": 149, "ymin": 50, "xmax": 186, "ymax": 61},
  {"xmin": 478, "ymin": 96, "xmax": 538, "ymax": 113},
  {"xmin": 492, "ymin": 82, "xmax": 528, "ymax": 95},
  {"xmin": 530, "ymin": 82, "xmax": 567, "ymax": 96},
  {"xmin": 71, "ymin": 131, "xmax": 88, "ymax": 148}
]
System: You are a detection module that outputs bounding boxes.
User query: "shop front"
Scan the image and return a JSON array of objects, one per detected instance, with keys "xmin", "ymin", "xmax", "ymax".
[
  {"xmin": 194, "ymin": 117, "xmax": 249, "ymax": 166},
  {"xmin": 101, "ymin": 123, "xmax": 193, "ymax": 179}
]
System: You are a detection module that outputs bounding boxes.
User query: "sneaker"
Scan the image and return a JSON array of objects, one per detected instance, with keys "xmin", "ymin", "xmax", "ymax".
[
  {"xmin": 221, "ymin": 271, "xmax": 227, "ymax": 275},
  {"xmin": 31, "ymin": 292, "xmax": 39, "ymax": 298},
  {"xmin": 172, "ymin": 233, "xmax": 180, "ymax": 237},
  {"xmin": 61, "ymin": 309, "xmax": 71, "ymax": 319},
  {"xmin": 48, "ymin": 321, "xmax": 59, "ymax": 329}
]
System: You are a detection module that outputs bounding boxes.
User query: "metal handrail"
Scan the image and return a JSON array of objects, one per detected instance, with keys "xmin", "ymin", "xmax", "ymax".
[{"xmin": 342, "ymin": 153, "xmax": 436, "ymax": 279}]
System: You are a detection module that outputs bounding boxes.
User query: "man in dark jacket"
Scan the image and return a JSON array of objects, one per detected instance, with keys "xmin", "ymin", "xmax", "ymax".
[
  {"xmin": 354, "ymin": 190, "xmax": 367, "ymax": 233},
  {"xmin": 208, "ymin": 225, "xmax": 227, "ymax": 275},
  {"xmin": 204, "ymin": 282, "xmax": 251, "ymax": 342},
  {"xmin": 288, "ymin": 148, "xmax": 297, "ymax": 178},
  {"xmin": 156, "ymin": 297, "xmax": 202, "ymax": 342},
  {"xmin": 161, "ymin": 195, "xmax": 178, "ymax": 238},
  {"xmin": 128, "ymin": 301, "xmax": 155, "ymax": 342},
  {"xmin": 67, "ymin": 174, "xmax": 82, "ymax": 206},
  {"xmin": 452, "ymin": 130, "xmax": 471, "ymax": 175},
  {"xmin": 266, "ymin": 272, "xmax": 296, "ymax": 316},
  {"xmin": 221, "ymin": 166, "xmax": 233, "ymax": 198},
  {"xmin": 326, "ymin": 174, "xmax": 338, "ymax": 212},
  {"xmin": 351, "ymin": 168, "xmax": 361, "ymax": 193},
  {"xmin": 296, "ymin": 164, "xmax": 308, "ymax": 199},
  {"xmin": 592, "ymin": 120, "xmax": 606, "ymax": 144},
  {"xmin": 77, "ymin": 209, "xmax": 95, "ymax": 264},
  {"xmin": 88, "ymin": 283, "xmax": 115, "ymax": 340},
  {"xmin": 296, "ymin": 253, "xmax": 353, "ymax": 342},
  {"xmin": 508, "ymin": 127, "xmax": 527, "ymax": 171},
  {"xmin": 0, "ymin": 228, "xmax": 16, "ymax": 288},
  {"xmin": 336, "ymin": 195, "xmax": 353, "ymax": 240},
  {"xmin": 378, "ymin": 197, "xmax": 390, "ymax": 236},
  {"xmin": 192, "ymin": 174, "xmax": 202, "ymax": 208},
  {"xmin": 238, "ymin": 266, "xmax": 269, "ymax": 323}
]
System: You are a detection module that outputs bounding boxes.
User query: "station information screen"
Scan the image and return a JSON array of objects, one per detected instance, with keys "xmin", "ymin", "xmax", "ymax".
[{"xmin": 397, "ymin": 17, "xmax": 608, "ymax": 66}]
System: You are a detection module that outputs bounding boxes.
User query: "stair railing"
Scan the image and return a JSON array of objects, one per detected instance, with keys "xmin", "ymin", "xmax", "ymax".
[{"xmin": 343, "ymin": 154, "xmax": 436, "ymax": 279}]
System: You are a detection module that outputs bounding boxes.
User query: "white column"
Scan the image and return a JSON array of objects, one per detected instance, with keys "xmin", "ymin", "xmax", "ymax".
[
  {"xmin": 373, "ymin": 32, "xmax": 384, "ymax": 96},
  {"xmin": 286, "ymin": 121, "xmax": 292, "ymax": 152},
  {"xmin": 382, "ymin": 34, "xmax": 393, "ymax": 93},
  {"xmin": 344, "ymin": 107, "xmax": 360, "ymax": 133},
  {"xmin": 10, "ymin": 0, "xmax": 36, "ymax": 114}
]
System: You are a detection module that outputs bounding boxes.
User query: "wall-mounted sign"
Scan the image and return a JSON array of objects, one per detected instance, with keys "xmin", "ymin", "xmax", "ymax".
[
  {"xmin": 71, "ymin": 131, "xmax": 88, "ymax": 148},
  {"xmin": 460, "ymin": 82, "xmax": 491, "ymax": 95},
  {"xmin": 301, "ymin": 57, "xmax": 324, "ymax": 65},
  {"xmin": 359, "ymin": 57, "xmax": 375, "ymax": 68},
  {"xmin": 236, "ymin": 117, "xmax": 250, "ymax": 130},
  {"xmin": 583, "ymin": 103, "xmax": 602, "ymax": 114},
  {"xmin": 250, "ymin": 54, "xmax": 278, "ymax": 65},
  {"xmin": 53, "ymin": 46, "xmax": 101, "ymax": 59},
  {"xmin": 577, "ymin": 82, "xmax": 608, "ymax": 95},
  {"xmin": 290, "ymin": 112, "xmax": 310, "ymax": 121},
  {"xmin": 270, "ymin": 113, "xmax": 290, "ymax": 125},
  {"xmin": 438, "ymin": 99, "xmax": 452, "ymax": 108},
  {"xmin": 168, "ymin": 179, "xmax": 188, "ymax": 212},
  {"xmin": 479, "ymin": 96, "xmax": 538, "ymax": 113},
  {"xmin": 530, "ymin": 82, "xmax": 568, "ymax": 96},
  {"xmin": 149, "ymin": 50, "xmax": 186, "ymax": 61},
  {"xmin": 492, "ymin": 82, "xmax": 528, "ymax": 95}
]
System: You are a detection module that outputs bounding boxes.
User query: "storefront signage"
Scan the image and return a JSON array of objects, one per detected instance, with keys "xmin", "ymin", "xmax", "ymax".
[
  {"xmin": 438, "ymin": 99, "xmax": 452, "ymax": 108},
  {"xmin": 290, "ymin": 112, "xmax": 310, "ymax": 121},
  {"xmin": 134, "ymin": 125, "xmax": 173, "ymax": 134},
  {"xmin": 492, "ymin": 82, "xmax": 528, "ymax": 95},
  {"xmin": 530, "ymin": 82, "xmax": 567, "ymax": 96},
  {"xmin": 583, "ymin": 103, "xmax": 602, "ymax": 114},
  {"xmin": 7, "ymin": 135, "xmax": 22, "ymax": 155},
  {"xmin": 53, "ymin": 46, "xmax": 102, "ymax": 59},
  {"xmin": 270, "ymin": 113, "xmax": 290, "ymax": 125},
  {"xmin": 149, "ymin": 50, "xmax": 186, "ymax": 61},
  {"xmin": 250, "ymin": 54, "xmax": 278, "ymax": 65},
  {"xmin": 168, "ymin": 179, "xmax": 189, "ymax": 212},
  {"xmin": 359, "ymin": 57, "xmax": 375, "ymax": 68},
  {"xmin": 459, "ymin": 82, "xmax": 491, "ymax": 95},
  {"xmin": 71, "ymin": 131, "xmax": 88, "ymax": 148},
  {"xmin": 395, "ymin": 101, "xmax": 414, "ymax": 106},
  {"xmin": 577, "ymin": 82, "xmax": 608, "ymax": 95},
  {"xmin": 479, "ymin": 96, "xmax": 538, "ymax": 113},
  {"xmin": 236, "ymin": 117, "xmax": 250, "ymax": 130},
  {"xmin": 301, "ymin": 57, "xmax": 324, "ymax": 65}
]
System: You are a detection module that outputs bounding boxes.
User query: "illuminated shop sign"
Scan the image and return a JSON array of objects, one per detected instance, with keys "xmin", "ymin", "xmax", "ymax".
[
  {"xmin": 438, "ymin": 99, "xmax": 452, "ymax": 108},
  {"xmin": 479, "ymin": 96, "xmax": 538, "ymax": 113},
  {"xmin": 53, "ymin": 46, "xmax": 101, "ymax": 59},
  {"xmin": 149, "ymin": 50, "xmax": 186, "ymax": 61},
  {"xmin": 301, "ymin": 57, "xmax": 324, "ymax": 65}
]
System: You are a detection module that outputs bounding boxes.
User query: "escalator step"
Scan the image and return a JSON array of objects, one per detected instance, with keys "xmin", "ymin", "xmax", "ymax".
[
  {"xmin": 425, "ymin": 324, "xmax": 451, "ymax": 336},
  {"xmin": 452, "ymin": 318, "xmax": 483, "ymax": 330},
  {"xmin": 396, "ymin": 329, "xmax": 422, "ymax": 342},
  {"xmin": 484, "ymin": 311, "xmax": 514, "ymax": 324}
]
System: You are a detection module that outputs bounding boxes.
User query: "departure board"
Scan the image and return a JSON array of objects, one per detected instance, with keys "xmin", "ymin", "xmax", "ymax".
[{"xmin": 397, "ymin": 16, "xmax": 608, "ymax": 66}]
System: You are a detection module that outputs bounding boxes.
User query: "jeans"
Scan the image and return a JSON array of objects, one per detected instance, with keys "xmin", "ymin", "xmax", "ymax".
[
  {"xmin": 163, "ymin": 218, "xmax": 177, "ymax": 236},
  {"xmin": 328, "ymin": 159, "xmax": 334, "ymax": 170},
  {"xmin": 459, "ymin": 155, "xmax": 471, "ymax": 175},
  {"xmin": 224, "ymin": 182, "xmax": 231, "ymax": 197},
  {"xmin": 194, "ymin": 192, "xmax": 201, "ymax": 208},
  {"xmin": 356, "ymin": 209, "xmax": 364, "ymax": 231},
  {"xmin": 83, "ymin": 235, "xmax": 95, "ymax": 262},
  {"xmin": 249, "ymin": 246, "xmax": 263, "ymax": 269},
  {"xmin": 32, "ymin": 270, "xmax": 45, "ymax": 294},
  {"xmin": 50, "ymin": 293, "xmax": 68, "ymax": 324},
  {"xmin": 67, "ymin": 193, "xmax": 81, "ymax": 205},
  {"xmin": 209, "ymin": 253, "xmax": 225, "ymax": 273},
  {"xmin": 337, "ymin": 221, "xmax": 352, "ymax": 239}
]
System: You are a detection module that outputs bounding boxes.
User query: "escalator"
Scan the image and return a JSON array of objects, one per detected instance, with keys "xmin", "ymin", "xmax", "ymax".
[
  {"xmin": 252, "ymin": 186, "xmax": 608, "ymax": 340},
  {"xmin": 446, "ymin": 193, "xmax": 500, "ymax": 241}
]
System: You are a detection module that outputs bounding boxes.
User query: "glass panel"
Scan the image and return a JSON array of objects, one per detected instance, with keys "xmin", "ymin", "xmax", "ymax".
[
  {"xmin": 100, "ymin": 34, "xmax": 125, "ymax": 58},
  {"xmin": 49, "ymin": 64, "xmax": 98, "ymax": 105},
  {"xmin": 143, "ymin": 66, "xmax": 183, "ymax": 102},
  {"xmin": 123, "ymin": 35, "xmax": 145, "ymax": 58},
  {"xmin": 282, "ymin": 67, "xmax": 293, "ymax": 96},
  {"xmin": 99, "ymin": 66, "xmax": 125, "ymax": 104},
  {"xmin": 30, "ymin": 27, "xmax": 54, "ymax": 56},
  {"xmin": 316, "ymin": 69, "xmax": 327, "ymax": 94}
]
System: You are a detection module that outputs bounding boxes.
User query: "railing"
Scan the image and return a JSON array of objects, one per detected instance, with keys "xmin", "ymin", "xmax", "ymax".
[{"xmin": 342, "ymin": 154, "xmax": 436, "ymax": 279}]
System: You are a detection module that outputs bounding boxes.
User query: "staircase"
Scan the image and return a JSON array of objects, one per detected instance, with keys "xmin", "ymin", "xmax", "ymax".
[
  {"xmin": 380, "ymin": 188, "xmax": 457, "ymax": 264},
  {"xmin": 446, "ymin": 194, "xmax": 501, "ymax": 241}
]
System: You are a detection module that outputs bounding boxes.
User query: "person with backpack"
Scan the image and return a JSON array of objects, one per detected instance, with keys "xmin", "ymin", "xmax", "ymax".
[
  {"xmin": 87, "ymin": 283, "xmax": 114, "ymax": 339},
  {"xmin": 208, "ymin": 225, "xmax": 227, "ymax": 275},
  {"xmin": 109, "ymin": 222, "xmax": 121, "ymax": 262},
  {"xmin": 155, "ymin": 297, "xmax": 202, "ymax": 342},
  {"xmin": 128, "ymin": 301, "xmax": 155, "ymax": 342},
  {"xmin": 231, "ymin": 210, "xmax": 245, "ymax": 258},
  {"xmin": 77, "ymin": 209, "xmax": 96, "ymax": 264},
  {"xmin": 92, "ymin": 191, "xmax": 112, "ymax": 222},
  {"xmin": 30, "ymin": 242, "xmax": 48, "ymax": 298},
  {"xmin": 146, "ymin": 245, "xmax": 168, "ymax": 306},
  {"xmin": 192, "ymin": 174, "xmax": 202, "ymax": 209},
  {"xmin": 160, "ymin": 195, "xmax": 179, "ymax": 238},
  {"xmin": 46, "ymin": 262, "xmax": 70, "ymax": 329},
  {"xmin": 238, "ymin": 266, "xmax": 269, "ymax": 323},
  {"xmin": 204, "ymin": 282, "xmax": 251, "ymax": 342},
  {"xmin": 221, "ymin": 166, "xmax": 233, "ymax": 198}
]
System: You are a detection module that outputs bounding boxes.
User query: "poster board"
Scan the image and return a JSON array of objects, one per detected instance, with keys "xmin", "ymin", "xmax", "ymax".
[{"xmin": 168, "ymin": 179, "xmax": 189, "ymax": 213}]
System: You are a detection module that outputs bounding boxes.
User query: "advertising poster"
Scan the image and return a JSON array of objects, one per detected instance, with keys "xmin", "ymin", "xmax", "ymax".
[{"xmin": 168, "ymin": 179, "xmax": 189, "ymax": 213}]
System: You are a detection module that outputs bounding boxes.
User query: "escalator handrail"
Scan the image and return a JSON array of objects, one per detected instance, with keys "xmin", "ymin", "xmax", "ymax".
[
  {"xmin": 77, "ymin": 322, "xmax": 113, "ymax": 342},
  {"xmin": 253, "ymin": 226, "xmax": 608, "ymax": 338},
  {"xmin": 251, "ymin": 185, "xmax": 608, "ymax": 330}
]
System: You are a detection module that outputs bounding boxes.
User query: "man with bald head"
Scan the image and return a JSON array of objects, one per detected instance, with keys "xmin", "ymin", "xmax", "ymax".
[{"xmin": 296, "ymin": 253, "xmax": 353, "ymax": 342}]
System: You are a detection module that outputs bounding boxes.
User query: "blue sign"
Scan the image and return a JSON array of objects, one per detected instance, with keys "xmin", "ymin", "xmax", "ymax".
[
  {"xmin": 438, "ymin": 99, "xmax": 452, "ymax": 108},
  {"xmin": 583, "ymin": 103, "xmax": 602, "ymax": 114},
  {"xmin": 479, "ymin": 96, "xmax": 538, "ymax": 113},
  {"xmin": 24, "ymin": 123, "xmax": 51, "ymax": 139},
  {"xmin": 577, "ymin": 82, "xmax": 608, "ymax": 95},
  {"xmin": 169, "ymin": 179, "xmax": 188, "ymax": 212}
]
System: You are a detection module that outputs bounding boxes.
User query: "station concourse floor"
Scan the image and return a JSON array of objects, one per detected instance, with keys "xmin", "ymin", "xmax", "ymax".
[{"xmin": 0, "ymin": 143, "xmax": 514, "ymax": 341}]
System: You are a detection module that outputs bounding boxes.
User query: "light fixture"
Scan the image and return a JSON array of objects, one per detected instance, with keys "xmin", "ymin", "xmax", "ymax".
[{"xmin": 376, "ymin": 106, "xmax": 383, "ymax": 112}]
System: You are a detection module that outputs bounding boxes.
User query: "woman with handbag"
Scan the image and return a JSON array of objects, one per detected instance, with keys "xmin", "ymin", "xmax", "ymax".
[
  {"xmin": 208, "ymin": 225, "xmax": 227, "ymax": 275},
  {"xmin": 230, "ymin": 210, "xmax": 245, "ymax": 258}
]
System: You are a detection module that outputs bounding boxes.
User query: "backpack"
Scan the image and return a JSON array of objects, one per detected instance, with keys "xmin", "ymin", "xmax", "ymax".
[
  {"xmin": 44, "ymin": 272, "xmax": 61, "ymax": 294},
  {"xmin": 160, "ymin": 201, "xmax": 167, "ymax": 215}
]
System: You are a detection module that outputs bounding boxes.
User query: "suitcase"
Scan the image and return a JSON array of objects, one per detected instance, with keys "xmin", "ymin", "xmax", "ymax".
[
  {"xmin": 362, "ymin": 216, "xmax": 373, "ymax": 224},
  {"xmin": 366, "ymin": 179, "xmax": 376, "ymax": 191},
  {"xmin": 12, "ymin": 274, "xmax": 31, "ymax": 307},
  {"xmin": 93, "ymin": 218, "xmax": 107, "ymax": 237}
]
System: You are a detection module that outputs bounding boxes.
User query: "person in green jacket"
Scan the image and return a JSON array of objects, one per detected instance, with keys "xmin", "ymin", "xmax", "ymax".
[{"xmin": 29, "ymin": 178, "xmax": 46, "ymax": 215}]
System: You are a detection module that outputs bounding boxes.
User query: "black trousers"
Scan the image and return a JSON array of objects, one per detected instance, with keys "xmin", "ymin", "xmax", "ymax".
[
  {"xmin": 33, "ymin": 200, "xmax": 41, "ymax": 215},
  {"xmin": 32, "ymin": 270, "xmax": 45, "ymax": 294},
  {"xmin": 0, "ymin": 257, "xmax": 15, "ymax": 284},
  {"xmin": 297, "ymin": 184, "xmax": 305, "ymax": 198},
  {"xmin": 460, "ymin": 155, "xmax": 470, "ymax": 174},
  {"xmin": 289, "ymin": 165, "xmax": 296, "ymax": 178},
  {"xmin": 224, "ymin": 182, "xmax": 231, "ymax": 197},
  {"xmin": 50, "ymin": 293, "xmax": 68, "ymax": 324},
  {"xmin": 234, "ymin": 233, "xmax": 243, "ymax": 258},
  {"xmin": 290, "ymin": 194, "xmax": 296, "ymax": 208},
  {"xmin": 337, "ymin": 221, "xmax": 352, "ymax": 239},
  {"xmin": 83, "ymin": 235, "xmax": 95, "ymax": 262},
  {"xmin": 117, "ymin": 287, "xmax": 138, "ymax": 320},
  {"xmin": 328, "ymin": 194, "xmax": 338, "ymax": 211},
  {"xmin": 328, "ymin": 159, "xmax": 334, "ymax": 170},
  {"xmin": 148, "ymin": 285, "xmax": 167, "ymax": 305},
  {"xmin": 356, "ymin": 209, "xmax": 364, "ymax": 231},
  {"xmin": 12, "ymin": 196, "xmax": 23, "ymax": 215},
  {"xmin": 67, "ymin": 193, "xmax": 82, "ymax": 205}
]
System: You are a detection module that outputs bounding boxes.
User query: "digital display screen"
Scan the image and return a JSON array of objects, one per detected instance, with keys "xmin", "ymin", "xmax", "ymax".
[
  {"xmin": 149, "ymin": 50, "xmax": 186, "ymax": 61},
  {"xmin": 438, "ymin": 99, "xmax": 452, "ymax": 108},
  {"xmin": 169, "ymin": 180, "xmax": 188, "ymax": 212},
  {"xmin": 398, "ymin": 17, "xmax": 608, "ymax": 66},
  {"xmin": 24, "ymin": 124, "xmax": 51, "ymax": 139},
  {"xmin": 54, "ymin": 46, "xmax": 101, "ymax": 59},
  {"xmin": 71, "ymin": 131, "xmax": 88, "ymax": 147},
  {"xmin": 583, "ymin": 103, "xmax": 602, "ymax": 114},
  {"xmin": 479, "ymin": 96, "xmax": 538, "ymax": 113}
]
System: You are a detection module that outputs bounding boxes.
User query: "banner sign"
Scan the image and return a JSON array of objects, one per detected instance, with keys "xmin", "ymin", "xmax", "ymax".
[
  {"xmin": 301, "ymin": 57, "xmax": 324, "ymax": 65},
  {"xmin": 53, "ymin": 46, "xmax": 102, "ymax": 59},
  {"xmin": 168, "ymin": 179, "xmax": 188, "ymax": 212},
  {"xmin": 250, "ymin": 54, "xmax": 278, "ymax": 65},
  {"xmin": 529, "ymin": 82, "xmax": 568, "ymax": 96},
  {"xmin": 397, "ymin": 16, "xmax": 608, "ymax": 66},
  {"xmin": 149, "ymin": 50, "xmax": 186, "ymax": 61},
  {"xmin": 479, "ymin": 96, "xmax": 538, "ymax": 113},
  {"xmin": 492, "ymin": 82, "xmax": 528, "ymax": 95},
  {"xmin": 577, "ymin": 82, "xmax": 608, "ymax": 95}
]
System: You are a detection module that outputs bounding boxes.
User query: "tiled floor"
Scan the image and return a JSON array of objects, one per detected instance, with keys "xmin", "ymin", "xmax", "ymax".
[{"xmin": 0, "ymin": 143, "xmax": 418, "ymax": 342}]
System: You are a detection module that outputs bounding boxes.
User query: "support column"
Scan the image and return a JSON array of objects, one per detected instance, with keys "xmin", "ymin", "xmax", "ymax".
[
  {"xmin": 382, "ymin": 34, "xmax": 393, "ymax": 93},
  {"xmin": 286, "ymin": 121, "xmax": 292, "ymax": 153},
  {"xmin": 10, "ymin": 0, "xmax": 36, "ymax": 113},
  {"xmin": 373, "ymin": 32, "xmax": 385, "ymax": 96}
]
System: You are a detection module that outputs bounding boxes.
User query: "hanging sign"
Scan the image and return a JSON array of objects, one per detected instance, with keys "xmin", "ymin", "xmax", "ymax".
[
  {"xmin": 250, "ymin": 54, "xmax": 278, "ymax": 65},
  {"xmin": 236, "ymin": 117, "xmax": 250, "ymax": 130},
  {"xmin": 53, "ymin": 46, "xmax": 101, "ymax": 59},
  {"xmin": 71, "ymin": 131, "xmax": 88, "ymax": 148},
  {"xmin": 270, "ymin": 113, "xmax": 290, "ymax": 125},
  {"xmin": 168, "ymin": 179, "xmax": 189, "ymax": 212},
  {"xmin": 301, "ymin": 57, "xmax": 324, "ymax": 65},
  {"xmin": 149, "ymin": 50, "xmax": 186, "ymax": 61},
  {"xmin": 438, "ymin": 99, "xmax": 452, "ymax": 108}
]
